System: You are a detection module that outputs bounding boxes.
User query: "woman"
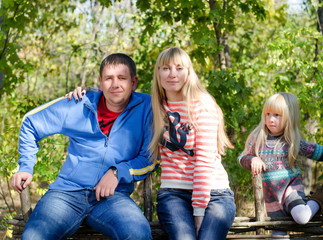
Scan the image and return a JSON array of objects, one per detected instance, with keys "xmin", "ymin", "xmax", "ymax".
[{"xmin": 149, "ymin": 47, "xmax": 235, "ymax": 240}]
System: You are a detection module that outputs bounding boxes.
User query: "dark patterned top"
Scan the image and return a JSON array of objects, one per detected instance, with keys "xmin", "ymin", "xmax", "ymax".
[{"xmin": 239, "ymin": 135, "xmax": 323, "ymax": 217}]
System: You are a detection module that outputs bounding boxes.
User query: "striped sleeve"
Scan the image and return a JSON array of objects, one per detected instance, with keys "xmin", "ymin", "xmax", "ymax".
[{"xmin": 192, "ymin": 104, "xmax": 219, "ymax": 215}]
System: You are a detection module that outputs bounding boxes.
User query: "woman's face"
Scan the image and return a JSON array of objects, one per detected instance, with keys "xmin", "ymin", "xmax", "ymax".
[{"xmin": 158, "ymin": 61, "xmax": 188, "ymax": 101}]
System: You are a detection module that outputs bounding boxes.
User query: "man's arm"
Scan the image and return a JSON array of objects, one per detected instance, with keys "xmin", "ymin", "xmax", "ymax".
[
  {"xmin": 12, "ymin": 97, "xmax": 70, "ymax": 192},
  {"xmin": 116, "ymin": 108, "xmax": 159, "ymax": 184}
]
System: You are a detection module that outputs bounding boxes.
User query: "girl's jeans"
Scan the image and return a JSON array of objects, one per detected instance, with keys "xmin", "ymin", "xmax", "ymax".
[
  {"xmin": 21, "ymin": 189, "xmax": 152, "ymax": 240},
  {"xmin": 157, "ymin": 188, "xmax": 236, "ymax": 240}
]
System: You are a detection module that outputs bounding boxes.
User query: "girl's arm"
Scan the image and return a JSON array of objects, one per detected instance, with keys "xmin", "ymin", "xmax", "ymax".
[
  {"xmin": 299, "ymin": 140, "xmax": 323, "ymax": 161},
  {"xmin": 239, "ymin": 138, "xmax": 266, "ymax": 174},
  {"xmin": 239, "ymin": 154, "xmax": 254, "ymax": 170},
  {"xmin": 238, "ymin": 139, "xmax": 256, "ymax": 170}
]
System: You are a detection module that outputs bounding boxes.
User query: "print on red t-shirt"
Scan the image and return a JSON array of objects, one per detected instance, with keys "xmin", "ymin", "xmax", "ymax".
[{"xmin": 97, "ymin": 95, "xmax": 121, "ymax": 136}]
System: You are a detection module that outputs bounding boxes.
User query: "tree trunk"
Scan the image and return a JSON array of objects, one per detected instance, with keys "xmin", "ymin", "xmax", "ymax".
[
  {"xmin": 0, "ymin": 14, "xmax": 6, "ymax": 100},
  {"xmin": 314, "ymin": 0, "xmax": 322, "ymax": 71},
  {"xmin": 81, "ymin": 1, "xmax": 105, "ymax": 86},
  {"xmin": 302, "ymin": 0, "xmax": 323, "ymax": 194},
  {"xmin": 301, "ymin": 119, "xmax": 319, "ymax": 194},
  {"xmin": 0, "ymin": 72, "xmax": 4, "ymax": 100},
  {"xmin": 318, "ymin": 0, "xmax": 323, "ymax": 35},
  {"xmin": 208, "ymin": 0, "xmax": 232, "ymax": 70}
]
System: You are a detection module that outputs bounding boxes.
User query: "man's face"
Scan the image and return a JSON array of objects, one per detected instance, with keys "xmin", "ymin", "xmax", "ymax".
[{"xmin": 99, "ymin": 64, "xmax": 137, "ymax": 112}]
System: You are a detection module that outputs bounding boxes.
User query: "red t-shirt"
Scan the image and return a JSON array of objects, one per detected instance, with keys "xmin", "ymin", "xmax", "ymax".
[{"xmin": 97, "ymin": 95, "xmax": 120, "ymax": 136}]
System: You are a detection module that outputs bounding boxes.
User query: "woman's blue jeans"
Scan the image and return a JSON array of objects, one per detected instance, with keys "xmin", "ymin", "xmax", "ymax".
[
  {"xmin": 157, "ymin": 188, "xmax": 236, "ymax": 240},
  {"xmin": 21, "ymin": 189, "xmax": 152, "ymax": 240}
]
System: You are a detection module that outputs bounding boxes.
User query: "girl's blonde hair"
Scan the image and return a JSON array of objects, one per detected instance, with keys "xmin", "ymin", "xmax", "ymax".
[
  {"xmin": 149, "ymin": 47, "xmax": 233, "ymax": 159},
  {"xmin": 247, "ymin": 92, "xmax": 301, "ymax": 167}
]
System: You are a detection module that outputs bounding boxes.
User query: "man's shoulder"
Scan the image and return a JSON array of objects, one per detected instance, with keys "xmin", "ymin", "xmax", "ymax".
[
  {"xmin": 86, "ymin": 91, "xmax": 102, "ymax": 97},
  {"xmin": 85, "ymin": 91, "xmax": 102, "ymax": 104},
  {"xmin": 132, "ymin": 91, "xmax": 151, "ymax": 103}
]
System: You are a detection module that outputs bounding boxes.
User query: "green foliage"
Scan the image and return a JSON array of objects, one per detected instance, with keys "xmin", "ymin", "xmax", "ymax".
[
  {"xmin": 206, "ymin": 70, "xmax": 259, "ymax": 200},
  {"xmin": 0, "ymin": 211, "xmax": 13, "ymax": 237},
  {"xmin": 0, "ymin": 0, "xmax": 79, "ymax": 97},
  {"xmin": 136, "ymin": 0, "xmax": 266, "ymax": 69},
  {"xmin": 0, "ymin": 0, "xmax": 322, "ymax": 217}
]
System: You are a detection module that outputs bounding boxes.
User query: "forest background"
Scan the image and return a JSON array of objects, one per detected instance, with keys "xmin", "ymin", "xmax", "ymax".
[{"xmin": 0, "ymin": 0, "xmax": 322, "ymax": 238}]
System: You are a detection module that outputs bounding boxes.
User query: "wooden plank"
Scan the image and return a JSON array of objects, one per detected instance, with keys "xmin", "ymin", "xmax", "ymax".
[
  {"xmin": 20, "ymin": 183, "xmax": 32, "ymax": 222},
  {"xmin": 143, "ymin": 173, "xmax": 153, "ymax": 221},
  {"xmin": 8, "ymin": 174, "xmax": 323, "ymax": 239},
  {"xmin": 253, "ymin": 173, "xmax": 266, "ymax": 235}
]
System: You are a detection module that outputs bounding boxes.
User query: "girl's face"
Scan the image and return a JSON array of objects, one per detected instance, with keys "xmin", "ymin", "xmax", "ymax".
[
  {"xmin": 158, "ymin": 61, "xmax": 188, "ymax": 101},
  {"xmin": 265, "ymin": 111, "xmax": 284, "ymax": 136}
]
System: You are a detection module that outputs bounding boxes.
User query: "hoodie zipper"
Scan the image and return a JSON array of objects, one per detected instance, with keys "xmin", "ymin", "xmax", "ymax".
[
  {"xmin": 84, "ymin": 92, "xmax": 143, "ymax": 188},
  {"xmin": 85, "ymin": 103, "xmax": 108, "ymax": 188}
]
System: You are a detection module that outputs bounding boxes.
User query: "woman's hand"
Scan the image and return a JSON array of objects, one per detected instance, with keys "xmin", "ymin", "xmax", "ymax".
[
  {"xmin": 251, "ymin": 157, "xmax": 266, "ymax": 175},
  {"xmin": 65, "ymin": 87, "xmax": 87, "ymax": 102},
  {"xmin": 194, "ymin": 216, "xmax": 204, "ymax": 238}
]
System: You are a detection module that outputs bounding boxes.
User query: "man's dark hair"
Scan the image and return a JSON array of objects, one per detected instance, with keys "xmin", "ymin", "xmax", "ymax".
[{"xmin": 99, "ymin": 53, "xmax": 137, "ymax": 79}]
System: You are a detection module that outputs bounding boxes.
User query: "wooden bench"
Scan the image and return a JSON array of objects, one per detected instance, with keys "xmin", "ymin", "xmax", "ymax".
[{"xmin": 7, "ymin": 174, "xmax": 323, "ymax": 239}]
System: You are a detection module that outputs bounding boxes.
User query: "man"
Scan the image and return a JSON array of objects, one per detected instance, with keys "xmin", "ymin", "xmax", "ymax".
[{"xmin": 11, "ymin": 53, "xmax": 159, "ymax": 240}]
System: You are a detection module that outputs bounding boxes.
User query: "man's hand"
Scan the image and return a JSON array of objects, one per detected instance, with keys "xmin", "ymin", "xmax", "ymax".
[
  {"xmin": 11, "ymin": 172, "xmax": 33, "ymax": 194},
  {"xmin": 94, "ymin": 168, "xmax": 118, "ymax": 201},
  {"xmin": 194, "ymin": 216, "xmax": 204, "ymax": 238},
  {"xmin": 251, "ymin": 157, "xmax": 266, "ymax": 175}
]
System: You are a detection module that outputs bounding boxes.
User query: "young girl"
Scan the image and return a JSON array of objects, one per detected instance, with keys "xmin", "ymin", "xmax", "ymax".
[
  {"xmin": 149, "ymin": 47, "xmax": 236, "ymax": 240},
  {"xmin": 239, "ymin": 92, "xmax": 323, "ymax": 234}
]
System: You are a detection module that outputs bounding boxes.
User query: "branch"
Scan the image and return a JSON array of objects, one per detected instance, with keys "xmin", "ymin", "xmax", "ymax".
[
  {"xmin": 0, "ymin": 176, "xmax": 14, "ymax": 213},
  {"xmin": 317, "ymin": 0, "xmax": 323, "ymax": 35},
  {"xmin": 81, "ymin": 2, "xmax": 105, "ymax": 86},
  {"xmin": 0, "ymin": 3, "xmax": 20, "ymax": 60}
]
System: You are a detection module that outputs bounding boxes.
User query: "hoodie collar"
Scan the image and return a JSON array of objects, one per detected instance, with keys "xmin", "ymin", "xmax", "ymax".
[{"xmin": 84, "ymin": 91, "xmax": 143, "ymax": 112}]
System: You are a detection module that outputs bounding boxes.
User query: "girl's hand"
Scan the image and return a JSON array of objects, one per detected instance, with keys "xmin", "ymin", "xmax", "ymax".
[
  {"xmin": 65, "ymin": 87, "xmax": 87, "ymax": 102},
  {"xmin": 251, "ymin": 157, "xmax": 266, "ymax": 175}
]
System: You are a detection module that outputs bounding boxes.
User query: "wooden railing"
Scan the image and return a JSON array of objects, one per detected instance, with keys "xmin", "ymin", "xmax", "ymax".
[{"xmin": 7, "ymin": 174, "xmax": 323, "ymax": 239}]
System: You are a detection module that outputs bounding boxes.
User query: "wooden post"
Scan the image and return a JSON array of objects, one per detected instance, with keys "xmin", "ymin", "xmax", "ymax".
[
  {"xmin": 253, "ymin": 173, "xmax": 266, "ymax": 235},
  {"xmin": 143, "ymin": 173, "xmax": 153, "ymax": 221},
  {"xmin": 20, "ymin": 185, "xmax": 32, "ymax": 222}
]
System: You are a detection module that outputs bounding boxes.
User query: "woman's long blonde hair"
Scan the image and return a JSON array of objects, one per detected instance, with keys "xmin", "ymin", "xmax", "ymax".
[
  {"xmin": 247, "ymin": 92, "xmax": 301, "ymax": 167},
  {"xmin": 149, "ymin": 47, "xmax": 233, "ymax": 159}
]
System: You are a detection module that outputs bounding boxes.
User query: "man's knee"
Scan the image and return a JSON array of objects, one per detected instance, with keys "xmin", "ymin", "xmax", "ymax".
[
  {"xmin": 22, "ymin": 227, "xmax": 55, "ymax": 240},
  {"xmin": 119, "ymin": 222, "xmax": 152, "ymax": 240}
]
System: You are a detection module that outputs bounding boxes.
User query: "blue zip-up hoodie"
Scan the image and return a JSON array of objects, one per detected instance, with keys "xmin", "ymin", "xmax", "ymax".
[{"xmin": 18, "ymin": 91, "xmax": 159, "ymax": 194}]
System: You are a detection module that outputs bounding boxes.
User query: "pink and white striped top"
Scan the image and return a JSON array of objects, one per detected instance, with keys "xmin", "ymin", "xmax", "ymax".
[{"xmin": 159, "ymin": 100, "xmax": 230, "ymax": 216}]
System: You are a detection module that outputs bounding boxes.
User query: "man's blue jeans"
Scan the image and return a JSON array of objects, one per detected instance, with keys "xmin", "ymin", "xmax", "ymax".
[
  {"xmin": 157, "ymin": 188, "xmax": 236, "ymax": 240},
  {"xmin": 21, "ymin": 189, "xmax": 152, "ymax": 240}
]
